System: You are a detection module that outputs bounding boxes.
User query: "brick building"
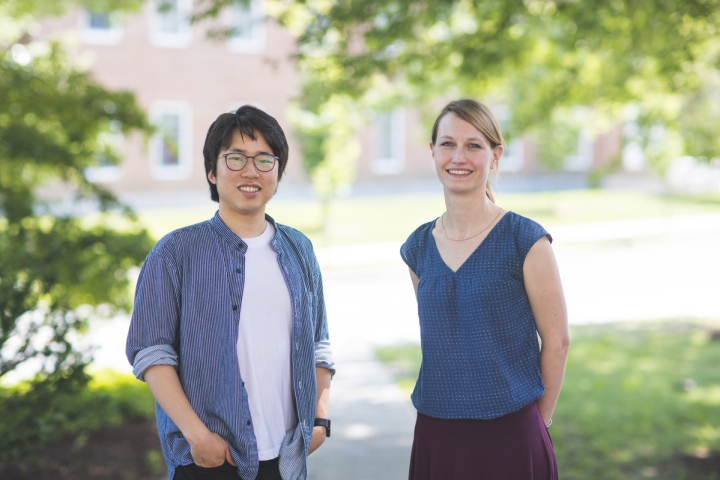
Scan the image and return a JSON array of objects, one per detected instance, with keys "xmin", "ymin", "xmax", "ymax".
[{"xmin": 42, "ymin": 0, "xmax": 632, "ymax": 198}]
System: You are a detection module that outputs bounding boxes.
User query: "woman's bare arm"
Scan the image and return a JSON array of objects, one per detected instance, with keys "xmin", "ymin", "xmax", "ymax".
[{"xmin": 523, "ymin": 237, "xmax": 571, "ymax": 426}]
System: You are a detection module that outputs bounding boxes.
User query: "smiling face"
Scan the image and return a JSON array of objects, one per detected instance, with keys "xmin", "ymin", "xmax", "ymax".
[
  {"xmin": 430, "ymin": 112, "xmax": 503, "ymax": 196},
  {"xmin": 207, "ymin": 128, "xmax": 278, "ymax": 220}
]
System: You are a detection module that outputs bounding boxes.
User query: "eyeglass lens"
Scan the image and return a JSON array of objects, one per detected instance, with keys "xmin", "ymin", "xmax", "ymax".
[{"xmin": 225, "ymin": 153, "xmax": 276, "ymax": 172}]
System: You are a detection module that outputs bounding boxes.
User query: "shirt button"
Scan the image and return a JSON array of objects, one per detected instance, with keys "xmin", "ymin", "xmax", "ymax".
[
  {"xmin": 236, "ymin": 267, "xmax": 241, "ymax": 273},
  {"xmin": 247, "ymin": 420, "xmax": 251, "ymax": 426},
  {"xmin": 242, "ymin": 381, "xmax": 245, "ymax": 386},
  {"xmin": 232, "ymin": 305, "xmax": 238, "ymax": 311},
  {"xmin": 295, "ymin": 342, "xmax": 299, "ymax": 350},
  {"xmin": 298, "ymin": 381, "xmax": 302, "ymax": 389}
]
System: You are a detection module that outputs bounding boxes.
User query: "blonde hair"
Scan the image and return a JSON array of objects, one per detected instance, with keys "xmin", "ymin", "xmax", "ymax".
[{"xmin": 431, "ymin": 99, "xmax": 504, "ymax": 202}]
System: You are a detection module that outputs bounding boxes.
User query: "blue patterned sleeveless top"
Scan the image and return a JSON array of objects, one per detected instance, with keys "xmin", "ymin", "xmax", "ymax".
[{"xmin": 400, "ymin": 211, "xmax": 552, "ymax": 419}]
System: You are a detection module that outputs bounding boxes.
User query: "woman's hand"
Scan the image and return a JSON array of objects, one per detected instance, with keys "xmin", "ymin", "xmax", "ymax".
[{"xmin": 188, "ymin": 429, "xmax": 236, "ymax": 467}]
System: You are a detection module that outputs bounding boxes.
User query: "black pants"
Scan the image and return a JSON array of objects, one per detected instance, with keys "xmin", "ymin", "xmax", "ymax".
[{"xmin": 174, "ymin": 458, "xmax": 282, "ymax": 480}]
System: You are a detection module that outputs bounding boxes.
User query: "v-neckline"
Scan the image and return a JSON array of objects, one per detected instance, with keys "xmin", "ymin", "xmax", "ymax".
[{"xmin": 430, "ymin": 211, "xmax": 510, "ymax": 274}]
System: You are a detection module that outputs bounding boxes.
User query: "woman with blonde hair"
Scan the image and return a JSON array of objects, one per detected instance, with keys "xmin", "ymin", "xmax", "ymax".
[{"xmin": 401, "ymin": 99, "xmax": 570, "ymax": 479}]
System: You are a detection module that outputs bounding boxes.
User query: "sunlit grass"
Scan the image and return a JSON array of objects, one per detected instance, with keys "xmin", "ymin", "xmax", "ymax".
[
  {"xmin": 375, "ymin": 321, "xmax": 720, "ymax": 479},
  {"xmin": 132, "ymin": 189, "xmax": 720, "ymax": 245},
  {"xmin": 32, "ymin": 188, "xmax": 720, "ymax": 245}
]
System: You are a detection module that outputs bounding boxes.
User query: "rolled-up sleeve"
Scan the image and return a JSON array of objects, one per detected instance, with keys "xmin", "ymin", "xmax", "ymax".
[
  {"xmin": 310, "ymin": 253, "xmax": 335, "ymax": 377},
  {"xmin": 126, "ymin": 246, "xmax": 182, "ymax": 381}
]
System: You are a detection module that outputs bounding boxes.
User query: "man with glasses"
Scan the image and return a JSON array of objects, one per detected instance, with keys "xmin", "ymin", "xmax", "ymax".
[{"xmin": 127, "ymin": 106, "xmax": 334, "ymax": 480}]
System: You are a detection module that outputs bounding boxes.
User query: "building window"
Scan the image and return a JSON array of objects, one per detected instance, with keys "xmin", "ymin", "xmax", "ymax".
[
  {"xmin": 501, "ymin": 139, "xmax": 525, "ymax": 172},
  {"xmin": 149, "ymin": 101, "xmax": 193, "ymax": 180},
  {"xmin": 149, "ymin": 0, "xmax": 192, "ymax": 48},
  {"xmin": 493, "ymin": 106, "xmax": 525, "ymax": 172},
  {"xmin": 371, "ymin": 108, "xmax": 405, "ymax": 175},
  {"xmin": 622, "ymin": 121, "xmax": 646, "ymax": 172},
  {"xmin": 564, "ymin": 133, "xmax": 594, "ymax": 172},
  {"xmin": 226, "ymin": 0, "xmax": 266, "ymax": 53},
  {"xmin": 85, "ymin": 121, "xmax": 125, "ymax": 183},
  {"xmin": 79, "ymin": 10, "xmax": 124, "ymax": 45}
]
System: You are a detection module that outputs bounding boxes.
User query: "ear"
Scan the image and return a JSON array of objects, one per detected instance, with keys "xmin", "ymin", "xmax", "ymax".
[
  {"xmin": 208, "ymin": 168, "xmax": 217, "ymax": 185},
  {"xmin": 429, "ymin": 141, "xmax": 435, "ymax": 158},
  {"xmin": 492, "ymin": 144, "xmax": 504, "ymax": 166}
]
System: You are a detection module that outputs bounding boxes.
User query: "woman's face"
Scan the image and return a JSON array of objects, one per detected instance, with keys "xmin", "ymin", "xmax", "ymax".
[{"xmin": 430, "ymin": 112, "xmax": 502, "ymax": 196}]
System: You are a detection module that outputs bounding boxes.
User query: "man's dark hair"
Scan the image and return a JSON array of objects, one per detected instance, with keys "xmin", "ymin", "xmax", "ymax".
[{"xmin": 203, "ymin": 105, "xmax": 289, "ymax": 202}]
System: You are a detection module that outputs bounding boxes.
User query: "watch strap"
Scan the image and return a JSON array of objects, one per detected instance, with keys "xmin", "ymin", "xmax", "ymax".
[{"xmin": 314, "ymin": 418, "xmax": 331, "ymax": 437}]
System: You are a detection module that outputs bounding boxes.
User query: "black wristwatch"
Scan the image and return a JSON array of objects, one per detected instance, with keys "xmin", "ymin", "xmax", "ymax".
[{"xmin": 314, "ymin": 418, "xmax": 331, "ymax": 438}]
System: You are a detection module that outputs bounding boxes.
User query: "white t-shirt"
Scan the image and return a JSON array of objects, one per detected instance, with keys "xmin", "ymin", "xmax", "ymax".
[{"xmin": 238, "ymin": 221, "xmax": 296, "ymax": 460}]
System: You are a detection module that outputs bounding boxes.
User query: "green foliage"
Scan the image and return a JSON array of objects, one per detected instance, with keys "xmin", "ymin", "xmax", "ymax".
[
  {"xmin": 530, "ymin": 109, "xmax": 584, "ymax": 171},
  {"xmin": 0, "ymin": 369, "xmax": 155, "ymax": 461},
  {"xmin": 193, "ymin": 0, "xmax": 720, "ymax": 172},
  {"xmin": 289, "ymin": 96, "xmax": 362, "ymax": 227},
  {"xmin": 1, "ymin": 0, "xmax": 144, "ymax": 19},
  {"xmin": 0, "ymin": 1, "xmax": 153, "ymax": 381},
  {"xmin": 375, "ymin": 323, "xmax": 720, "ymax": 479}
]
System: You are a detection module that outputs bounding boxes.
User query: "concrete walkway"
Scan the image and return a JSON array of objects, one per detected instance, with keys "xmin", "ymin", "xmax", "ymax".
[
  {"xmin": 306, "ymin": 358, "xmax": 415, "ymax": 479},
  {"xmin": 306, "ymin": 262, "xmax": 419, "ymax": 479}
]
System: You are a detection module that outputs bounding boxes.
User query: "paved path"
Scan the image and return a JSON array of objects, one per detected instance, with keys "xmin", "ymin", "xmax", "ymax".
[{"xmin": 305, "ymin": 263, "xmax": 419, "ymax": 479}]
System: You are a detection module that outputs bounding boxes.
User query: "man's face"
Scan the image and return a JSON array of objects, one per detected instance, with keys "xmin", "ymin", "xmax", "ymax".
[{"xmin": 208, "ymin": 129, "xmax": 278, "ymax": 219}]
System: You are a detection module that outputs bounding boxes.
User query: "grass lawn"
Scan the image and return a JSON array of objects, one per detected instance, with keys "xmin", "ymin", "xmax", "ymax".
[
  {"xmin": 136, "ymin": 189, "xmax": 720, "ymax": 245},
  {"xmin": 375, "ymin": 321, "xmax": 720, "ymax": 480}
]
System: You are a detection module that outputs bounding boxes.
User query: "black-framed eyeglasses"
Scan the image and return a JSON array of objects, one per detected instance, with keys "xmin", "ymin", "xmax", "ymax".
[{"xmin": 220, "ymin": 152, "xmax": 278, "ymax": 172}]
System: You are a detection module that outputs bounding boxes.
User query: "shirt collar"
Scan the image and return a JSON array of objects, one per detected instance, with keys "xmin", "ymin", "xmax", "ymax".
[{"xmin": 209, "ymin": 211, "xmax": 282, "ymax": 253}]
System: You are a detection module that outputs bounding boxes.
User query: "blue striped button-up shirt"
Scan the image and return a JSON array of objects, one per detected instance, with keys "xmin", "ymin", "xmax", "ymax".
[{"xmin": 126, "ymin": 212, "xmax": 335, "ymax": 480}]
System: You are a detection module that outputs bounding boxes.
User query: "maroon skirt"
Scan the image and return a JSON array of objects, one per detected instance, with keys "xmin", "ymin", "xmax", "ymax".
[{"xmin": 408, "ymin": 402, "xmax": 558, "ymax": 480}]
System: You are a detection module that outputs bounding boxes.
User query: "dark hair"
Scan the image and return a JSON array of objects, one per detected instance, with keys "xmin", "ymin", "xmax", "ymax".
[
  {"xmin": 203, "ymin": 105, "xmax": 289, "ymax": 202},
  {"xmin": 431, "ymin": 99, "xmax": 504, "ymax": 203}
]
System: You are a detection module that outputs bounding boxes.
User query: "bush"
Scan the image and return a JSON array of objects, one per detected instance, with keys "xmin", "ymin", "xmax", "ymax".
[{"xmin": 0, "ymin": 368, "xmax": 155, "ymax": 461}]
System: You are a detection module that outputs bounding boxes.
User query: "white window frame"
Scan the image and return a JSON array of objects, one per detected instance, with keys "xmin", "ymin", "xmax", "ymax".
[
  {"xmin": 85, "ymin": 121, "xmax": 125, "ymax": 183},
  {"xmin": 622, "ymin": 121, "xmax": 647, "ymax": 172},
  {"xmin": 149, "ymin": 101, "xmax": 193, "ymax": 180},
  {"xmin": 149, "ymin": 0, "xmax": 193, "ymax": 49},
  {"xmin": 85, "ymin": 164, "xmax": 124, "ymax": 183},
  {"xmin": 564, "ymin": 132, "xmax": 594, "ymax": 172},
  {"xmin": 371, "ymin": 108, "xmax": 406, "ymax": 175},
  {"xmin": 492, "ymin": 105, "xmax": 525, "ymax": 172},
  {"xmin": 501, "ymin": 139, "xmax": 525, "ymax": 172},
  {"xmin": 226, "ymin": 0, "xmax": 266, "ymax": 54},
  {"xmin": 79, "ymin": 10, "xmax": 125, "ymax": 45}
]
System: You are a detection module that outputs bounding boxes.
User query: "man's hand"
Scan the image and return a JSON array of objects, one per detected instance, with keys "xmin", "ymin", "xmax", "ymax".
[
  {"xmin": 308, "ymin": 425, "xmax": 327, "ymax": 455},
  {"xmin": 188, "ymin": 430, "xmax": 236, "ymax": 467}
]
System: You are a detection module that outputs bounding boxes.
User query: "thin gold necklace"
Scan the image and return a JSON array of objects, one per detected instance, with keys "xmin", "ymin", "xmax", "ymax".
[{"xmin": 441, "ymin": 208, "xmax": 503, "ymax": 242}]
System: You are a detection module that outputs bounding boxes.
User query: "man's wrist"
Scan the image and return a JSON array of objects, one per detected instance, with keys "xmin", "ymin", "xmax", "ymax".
[
  {"xmin": 184, "ymin": 424, "xmax": 212, "ymax": 445},
  {"xmin": 314, "ymin": 418, "xmax": 331, "ymax": 437}
]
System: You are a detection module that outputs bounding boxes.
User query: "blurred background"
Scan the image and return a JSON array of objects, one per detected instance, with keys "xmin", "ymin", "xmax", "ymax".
[{"xmin": 1, "ymin": 0, "xmax": 719, "ymax": 479}]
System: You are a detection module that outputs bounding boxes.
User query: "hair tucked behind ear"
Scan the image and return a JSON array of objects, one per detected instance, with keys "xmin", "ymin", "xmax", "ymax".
[{"xmin": 431, "ymin": 99, "xmax": 504, "ymax": 203}]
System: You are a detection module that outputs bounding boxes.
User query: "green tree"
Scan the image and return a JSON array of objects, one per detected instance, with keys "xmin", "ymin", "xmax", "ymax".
[
  {"xmin": 0, "ymin": 0, "xmax": 152, "ymax": 383},
  {"xmin": 195, "ymin": 0, "xmax": 720, "ymax": 172}
]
